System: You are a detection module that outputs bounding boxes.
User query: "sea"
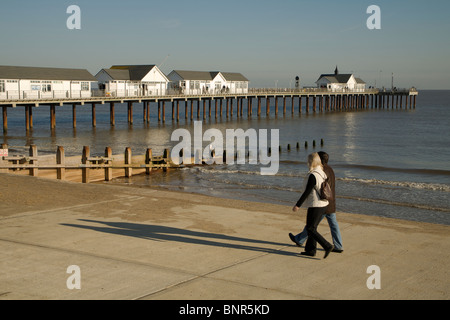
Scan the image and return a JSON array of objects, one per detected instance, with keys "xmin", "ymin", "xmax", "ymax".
[{"xmin": 2, "ymin": 90, "xmax": 450, "ymax": 225}]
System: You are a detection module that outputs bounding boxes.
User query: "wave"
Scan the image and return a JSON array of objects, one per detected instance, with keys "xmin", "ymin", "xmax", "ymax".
[
  {"xmin": 167, "ymin": 175, "xmax": 450, "ymax": 213},
  {"xmin": 193, "ymin": 167, "xmax": 450, "ymax": 192},
  {"xmin": 339, "ymin": 178, "xmax": 450, "ymax": 192},
  {"xmin": 338, "ymin": 195, "xmax": 450, "ymax": 213},
  {"xmin": 279, "ymin": 160, "xmax": 450, "ymax": 176}
]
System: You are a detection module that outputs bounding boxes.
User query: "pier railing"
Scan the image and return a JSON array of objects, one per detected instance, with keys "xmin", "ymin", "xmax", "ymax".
[
  {"xmin": 0, "ymin": 87, "xmax": 386, "ymax": 102},
  {"xmin": 247, "ymin": 88, "xmax": 379, "ymax": 94}
]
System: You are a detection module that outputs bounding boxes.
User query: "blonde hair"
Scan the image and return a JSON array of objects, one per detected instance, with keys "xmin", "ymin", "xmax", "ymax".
[{"xmin": 307, "ymin": 152, "xmax": 323, "ymax": 172}]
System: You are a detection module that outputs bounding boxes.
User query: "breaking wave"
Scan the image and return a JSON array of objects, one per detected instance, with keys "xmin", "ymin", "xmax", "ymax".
[{"xmin": 339, "ymin": 178, "xmax": 450, "ymax": 192}]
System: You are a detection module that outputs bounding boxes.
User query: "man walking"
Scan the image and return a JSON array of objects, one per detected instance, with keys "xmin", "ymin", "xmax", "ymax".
[{"xmin": 289, "ymin": 151, "xmax": 344, "ymax": 252}]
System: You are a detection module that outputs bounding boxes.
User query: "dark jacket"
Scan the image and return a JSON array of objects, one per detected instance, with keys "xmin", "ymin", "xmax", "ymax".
[{"xmin": 322, "ymin": 164, "xmax": 336, "ymax": 214}]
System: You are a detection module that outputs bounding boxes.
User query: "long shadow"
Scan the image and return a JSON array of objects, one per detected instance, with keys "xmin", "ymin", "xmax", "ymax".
[{"xmin": 61, "ymin": 219, "xmax": 310, "ymax": 258}]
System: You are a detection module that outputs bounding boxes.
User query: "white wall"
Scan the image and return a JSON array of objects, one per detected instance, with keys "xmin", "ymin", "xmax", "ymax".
[{"xmin": 0, "ymin": 79, "xmax": 93, "ymax": 100}]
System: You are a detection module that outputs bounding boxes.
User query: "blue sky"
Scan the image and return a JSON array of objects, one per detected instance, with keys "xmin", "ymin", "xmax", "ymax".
[{"xmin": 1, "ymin": 0, "xmax": 449, "ymax": 89}]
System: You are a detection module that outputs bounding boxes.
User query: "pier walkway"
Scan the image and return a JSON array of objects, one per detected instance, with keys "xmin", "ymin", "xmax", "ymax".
[{"xmin": 0, "ymin": 88, "xmax": 418, "ymax": 133}]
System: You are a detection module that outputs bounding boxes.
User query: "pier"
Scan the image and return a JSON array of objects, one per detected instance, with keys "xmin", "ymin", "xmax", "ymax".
[{"xmin": 0, "ymin": 88, "xmax": 418, "ymax": 133}]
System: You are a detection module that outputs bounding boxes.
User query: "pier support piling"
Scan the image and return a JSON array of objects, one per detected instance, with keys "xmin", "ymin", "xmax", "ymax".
[
  {"xmin": 50, "ymin": 105, "xmax": 56, "ymax": 129},
  {"xmin": 2, "ymin": 106, "xmax": 7, "ymax": 133},
  {"xmin": 72, "ymin": 104, "xmax": 77, "ymax": 128},
  {"xmin": 127, "ymin": 102, "xmax": 133, "ymax": 125},
  {"xmin": 25, "ymin": 106, "xmax": 30, "ymax": 131},
  {"xmin": 110, "ymin": 102, "xmax": 115, "ymax": 126},
  {"xmin": 91, "ymin": 103, "xmax": 96, "ymax": 127}
]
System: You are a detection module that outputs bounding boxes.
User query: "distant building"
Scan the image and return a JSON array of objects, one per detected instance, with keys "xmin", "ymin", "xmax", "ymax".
[
  {"xmin": 0, "ymin": 65, "xmax": 97, "ymax": 100},
  {"xmin": 316, "ymin": 66, "xmax": 366, "ymax": 92},
  {"xmin": 167, "ymin": 70, "xmax": 249, "ymax": 94},
  {"xmin": 221, "ymin": 72, "xmax": 250, "ymax": 94},
  {"xmin": 95, "ymin": 65, "xmax": 169, "ymax": 97}
]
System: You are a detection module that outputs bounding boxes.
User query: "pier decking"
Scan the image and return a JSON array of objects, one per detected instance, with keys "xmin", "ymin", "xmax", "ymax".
[{"xmin": 0, "ymin": 88, "xmax": 418, "ymax": 133}]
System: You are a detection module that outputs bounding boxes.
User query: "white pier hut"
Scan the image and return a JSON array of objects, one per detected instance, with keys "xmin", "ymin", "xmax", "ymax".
[{"xmin": 0, "ymin": 65, "xmax": 97, "ymax": 100}]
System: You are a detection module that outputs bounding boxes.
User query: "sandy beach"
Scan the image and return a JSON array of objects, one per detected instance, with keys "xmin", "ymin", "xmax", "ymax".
[{"xmin": 0, "ymin": 172, "xmax": 449, "ymax": 300}]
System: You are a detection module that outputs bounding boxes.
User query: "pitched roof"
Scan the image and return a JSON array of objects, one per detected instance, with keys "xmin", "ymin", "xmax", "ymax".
[
  {"xmin": 110, "ymin": 65, "xmax": 157, "ymax": 81},
  {"xmin": 316, "ymin": 73, "xmax": 353, "ymax": 84},
  {"xmin": 221, "ymin": 72, "xmax": 249, "ymax": 82},
  {"xmin": 171, "ymin": 70, "xmax": 249, "ymax": 82},
  {"xmin": 101, "ymin": 68, "xmax": 130, "ymax": 80},
  {"xmin": 171, "ymin": 70, "xmax": 217, "ymax": 81},
  {"xmin": 0, "ymin": 65, "xmax": 96, "ymax": 81}
]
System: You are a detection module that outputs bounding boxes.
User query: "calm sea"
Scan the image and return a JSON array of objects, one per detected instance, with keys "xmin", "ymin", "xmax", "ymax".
[{"xmin": 2, "ymin": 90, "xmax": 450, "ymax": 225}]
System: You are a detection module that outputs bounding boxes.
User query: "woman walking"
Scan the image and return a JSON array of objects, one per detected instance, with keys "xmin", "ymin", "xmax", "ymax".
[{"xmin": 292, "ymin": 152, "xmax": 334, "ymax": 259}]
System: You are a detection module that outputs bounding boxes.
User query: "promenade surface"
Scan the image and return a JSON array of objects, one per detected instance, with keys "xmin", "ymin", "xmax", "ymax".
[{"xmin": 0, "ymin": 173, "xmax": 448, "ymax": 300}]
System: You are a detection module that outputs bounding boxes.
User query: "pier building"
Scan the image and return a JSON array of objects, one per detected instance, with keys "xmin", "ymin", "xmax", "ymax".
[
  {"xmin": 0, "ymin": 65, "xmax": 97, "ymax": 100},
  {"xmin": 95, "ymin": 65, "xmax": 169, "ymax": 97},
  {"xmin": 316, "ymin": 66, "xmax": 366, "ymax": 92},
  {"xmin": 167, "ymin": 70, "xmax": 249, "ymax": 95}
]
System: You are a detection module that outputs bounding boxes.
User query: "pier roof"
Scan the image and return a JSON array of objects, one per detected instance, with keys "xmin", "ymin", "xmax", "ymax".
[
  {"xmin": 221, "ymin": 72, "xmax": 249, "ymax": 82},
  {"xmin": 110, "ymin": 65, "xmax": 158, "ymax": 81},
  {"xmin": 170, "ymin": 70, "xmax": 218, "ymax": 81},
  {"xmin": 170, "ymin": 70, "xmax": 248, "ymax": 82},
  {"xmin": 316, "ymin": 74, "xmax": 353, "ymax": 84},
  {"xmin": 101, "ymin": 69, "xmax": 131, "ymax": 81},
  {"xmin": 0, "ymin": 65, "xmax": 96, "ymax": 81}
]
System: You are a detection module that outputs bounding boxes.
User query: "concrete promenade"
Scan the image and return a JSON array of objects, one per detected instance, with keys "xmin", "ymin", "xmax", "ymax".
[{"xmin": 0, "ymin": 173, "xmax": 448, "ymax": 300}]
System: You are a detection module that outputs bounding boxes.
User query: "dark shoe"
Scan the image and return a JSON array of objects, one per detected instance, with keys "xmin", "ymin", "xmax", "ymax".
[
  {"xmin": 332, "ymin": 248, "xmax": 343, "ymax": 253},
  {"xmin": 289, "ymin": 233, "xmax": 301, "ymax": 247},
  {"xmin": 323, "ymin": 245, "xmax": 334, "ymax": 259},
  {"xmin": 300, "ymin": 251, "xmax": 316, "ymax": 257}
]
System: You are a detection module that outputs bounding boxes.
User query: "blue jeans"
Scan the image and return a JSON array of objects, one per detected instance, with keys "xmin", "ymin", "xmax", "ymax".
[{"xmin": 295, "ymin": 213, "xmax": 343, "ymax": 250}]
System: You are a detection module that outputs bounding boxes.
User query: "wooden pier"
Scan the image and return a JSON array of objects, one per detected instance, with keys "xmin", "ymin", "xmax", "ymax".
[{"xmin": 0, "ymin": 88, "xmax": 418, "ymax": 133}]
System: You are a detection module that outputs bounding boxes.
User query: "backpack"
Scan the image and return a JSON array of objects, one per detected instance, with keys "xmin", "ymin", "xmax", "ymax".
[{"xmin": 314, "ymin": 171, "xmax": 333, "ymax": 201}]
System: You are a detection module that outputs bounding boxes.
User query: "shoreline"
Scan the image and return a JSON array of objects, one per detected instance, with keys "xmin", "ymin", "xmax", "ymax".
[
  {"xmin": 103, "ymin": 170, "xmax": 450, "ymax": 227},
  {"xmin": 0, "ymin": 172, "xmax": 449, "ymax": 299}
]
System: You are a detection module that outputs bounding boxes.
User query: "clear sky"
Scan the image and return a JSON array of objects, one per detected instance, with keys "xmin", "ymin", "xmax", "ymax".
[{"xmin": 1, "ymin": 0, "xmax": 449, "ymax": 89}]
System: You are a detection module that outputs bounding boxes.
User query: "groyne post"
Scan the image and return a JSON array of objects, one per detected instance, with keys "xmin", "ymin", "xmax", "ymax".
[
  {"xmin": 105, "ymin": 147, "xmax": 113, "ymax": 181},
  {"xmin": 163, "ymin": 148, "xmax": 169, "ymax": 172},
  {"xmin": 145, "ymin": 148, "xmax": 152, "ymax": 175},
  {"xmin": 56, "ymin": 146, "xmax": 65, "ymax": 180},
  {"xmin": 82, "ymin": 146, "xmax": 90, "ymax": 183},
  {"xmin": 125, "ymin": 147, "xmax": 132, "ymax": 178},
  {"xmin": 29, "ymin": 145, "xmax": 38, "ymax": 177}
]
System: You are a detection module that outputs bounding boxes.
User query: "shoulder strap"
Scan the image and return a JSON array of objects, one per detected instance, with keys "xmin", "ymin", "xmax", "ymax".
[
  {"xmin": 312, "ymin": 169, "xmax": 326, "ymax": 181},
  {"xmin": 311, "ymin": 170, "xmax": 325, "ymax": 196}
]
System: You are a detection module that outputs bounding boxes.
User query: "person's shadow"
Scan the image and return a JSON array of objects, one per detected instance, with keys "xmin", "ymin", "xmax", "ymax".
[{"xmin": 61, "ymin": 219, "xmax": 316, "ymax": 258}]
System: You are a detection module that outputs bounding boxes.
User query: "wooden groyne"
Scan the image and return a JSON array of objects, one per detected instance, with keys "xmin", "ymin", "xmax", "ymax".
[
  {"xmin": 0, "ymin": 88, "xmax": 418, "ymax": 133},
  {"xmin": 0, "ymin": 138, "xmax": 326, "ymax": 183},
  {"xmin": 0, "ymin": 144, "xmax": 177, "ymax": 183}
]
